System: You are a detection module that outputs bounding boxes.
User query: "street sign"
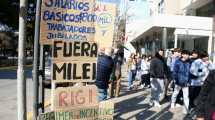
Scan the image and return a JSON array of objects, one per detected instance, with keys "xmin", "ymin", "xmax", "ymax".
[{"xmin": 40, "ymin": 0, "xmax": 96, "ymax": 44}]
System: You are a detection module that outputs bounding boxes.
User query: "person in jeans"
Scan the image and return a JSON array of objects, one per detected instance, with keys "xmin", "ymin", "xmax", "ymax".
[
  {"xmin": 95, "ymin": 48, "xmax": 114, "ymax": 102},
  {"xmin": 189, "ymin": 51, "xmax": 210, "ymax": 110},
  {"xmin": 149, "ymin": 49, "xmax": 167, "ymax": 107},
  {"xmin": 126, "ymin": 53, "xmax": 137, "ymax": 90},
  {"xmin": 170, "ymin": 50, "xmax": 190, "ymax": 114},
  {"xmin": 166, "ymin": 48, "xmax": 181, "ymax": 100},
  {"xmin": 140, "ymin": 55, "xmax": 150, "ymax": 88}
]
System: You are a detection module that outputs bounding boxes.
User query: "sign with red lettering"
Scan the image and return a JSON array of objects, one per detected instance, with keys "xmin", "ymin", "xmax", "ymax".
[
  {"xmin": 53, "ymin": 85, "xmax": 98, "ymax": 110},
  {"xmin": 40, "ymin": 0, "xmax": 96, "ymax": 44}
]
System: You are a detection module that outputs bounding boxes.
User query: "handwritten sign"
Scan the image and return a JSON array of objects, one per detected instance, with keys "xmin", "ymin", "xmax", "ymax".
[
  {"xmin": 52, "ymin": 40, "xmax": 97, "ymax": 82},
  {"xmin": 53, "ymin": 40, "xmax": 97, "ymax": 62},
  {"xmin": 40, "ymin": 0, "xmax": 96, "ymax": 44},
  {"xmin": 53, "ymin": 85, "xmax": 98, "ymax": 110},
  {"xmin": 38, "ymin": 101, "xmax": 114, "ymax": 120},
  {"xmin": 94, "ymin": 2, "xmax": 116, "ymax": 48}
]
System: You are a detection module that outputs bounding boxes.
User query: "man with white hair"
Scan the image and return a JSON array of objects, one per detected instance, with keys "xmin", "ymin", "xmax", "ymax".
[{"xmin": 95, "ymin": 47, "xmax": 114, "ymax": 101}]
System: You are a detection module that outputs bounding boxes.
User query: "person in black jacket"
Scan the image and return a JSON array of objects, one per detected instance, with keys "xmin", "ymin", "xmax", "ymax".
[
  {"xmin": 195, "ymin": 70, "xmax": 215, "ymax": 120},
  {"xmin": 96, "ymin": 48, "xmax": 114, "ymax": 102},
  {"xmin": 149, "ymin": 49, "xmax": 168, "ymax": 107}
]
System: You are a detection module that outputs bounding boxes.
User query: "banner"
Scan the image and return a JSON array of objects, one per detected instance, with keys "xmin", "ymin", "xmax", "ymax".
[{"xmin": 40, "ymin": 0, "xmax": 96, "ymax": 44}]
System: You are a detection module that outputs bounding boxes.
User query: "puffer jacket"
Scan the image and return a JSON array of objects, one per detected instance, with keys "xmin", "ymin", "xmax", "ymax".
[{"xmin": 173, "ymin": 58, "xmax": 190, "ymax": 87}]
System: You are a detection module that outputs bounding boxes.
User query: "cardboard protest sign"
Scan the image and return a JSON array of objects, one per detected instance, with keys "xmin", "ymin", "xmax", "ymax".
[
  {"xmin": 94, "ymin": 2, "xmax": 116, "ymax": 48},
  {"xmin": 98, "ymin": 100, "xmax": 114, "ymax": 120},
  {"xmin": 52, "ymin": 61, "xmax": 96, "ymax": 82},
  {"xmin": 38, "ymin": 101, "xmax": 114, "ymax": 120},
  {"xmin": 52, "ymin": 40, "xmax": 97, "ymax": 62},
  {"xmin": 40, "ymin": 0, "xmax": 96, "ymax": 44},
  {"xmin": 53, "ymin": 85, "xmax": 98, "ymax": 110},
  {"xmin": 52, "ymin": 40, "xmax": 97, "ymax": 82}
]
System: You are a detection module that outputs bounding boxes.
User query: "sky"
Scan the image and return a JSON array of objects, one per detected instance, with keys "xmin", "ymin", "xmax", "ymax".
[
  {"xmin": 126, "ymin": 0, "xmax": 150, "ymax": 22},
  {"xmin": 96, "ymin": 0, "xmax": 150, "ymax": 21}
]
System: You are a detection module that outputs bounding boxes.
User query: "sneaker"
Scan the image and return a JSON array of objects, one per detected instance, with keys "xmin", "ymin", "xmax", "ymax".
[
  {"xmin": 175, "ymin": 103, "xmax": 182, "ymax": 108},
  {"xmin": 140, "ymin": 84, "xmax": 144, "ymax": 89},
  {"xmin": 170, "ymin": 103, "xmax": 175, "ymax": 109},
  {"xmin": 128, "ymin": 87, "xmax": 132, "ymax": 90},
  {"xmin": 154, "ymin": 101, "xmax": 161, "ymax": 108},
  {"xmin": 149, "ymin": 100, "xmax": 154, "ymax": 106},
  {"xmin": 182, "ymin": 107, "xmax": 188, "ymax": 114}
]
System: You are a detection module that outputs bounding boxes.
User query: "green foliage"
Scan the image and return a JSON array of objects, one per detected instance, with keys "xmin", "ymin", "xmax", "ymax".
[{"xmin": 0, "ymin": 0, "xmax": 35, "ymax": 30}]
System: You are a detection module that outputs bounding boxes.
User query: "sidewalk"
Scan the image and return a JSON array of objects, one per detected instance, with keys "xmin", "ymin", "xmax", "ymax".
[
  {"xmin": 27, "ymin": 65, "xmax": 187, "ymax": 120},
  {"xmin": 111, "ymin": 65, "xmax": 187, "ymax": 120}
]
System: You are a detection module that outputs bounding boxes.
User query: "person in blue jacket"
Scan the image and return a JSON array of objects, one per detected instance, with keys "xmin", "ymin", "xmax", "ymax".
[{"xmin": 170, "ymin": 50, "xmax": 190, "ymax": 115}]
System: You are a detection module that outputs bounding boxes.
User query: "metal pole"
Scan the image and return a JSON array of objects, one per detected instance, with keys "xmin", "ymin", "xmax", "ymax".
[
  {"xmin": 39, "ymin": 45, "xmax": 45, "ymax": 113},
  {"xmin": 17, "ymin": 0, "xmax": 27, "ymax": 120},
  {"xmin": 33, "ymin": 0, "xmax": 42, "ymax": 119}
]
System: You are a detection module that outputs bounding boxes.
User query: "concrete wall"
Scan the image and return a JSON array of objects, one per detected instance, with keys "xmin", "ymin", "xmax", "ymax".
[{"xmin": 165, "ymin": 0, "xmax": 182, "ymax": 15}]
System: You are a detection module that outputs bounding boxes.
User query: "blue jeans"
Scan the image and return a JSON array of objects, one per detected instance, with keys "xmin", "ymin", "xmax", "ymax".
[
  {"xmin": 128, "ymin": 71, "xmax": 133, "ymax": 88},
  {"xmin": 150, "ymin": 78, "xmax": 164, "ymax": 102},
  {"xmin": 97, "ymin": 88, "xmax": 108, "ymax": 102},
  {"xmin": 171, "ymin": 85, "xmax": 189, "ymax": 113}
]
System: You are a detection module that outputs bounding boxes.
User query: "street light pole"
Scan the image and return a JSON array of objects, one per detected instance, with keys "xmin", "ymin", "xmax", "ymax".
[
  {"xmin": 33, "ymin": 0, "xmax": 42, "ymax": 119},
  {"xmin": 17, "ymin": 0, "xmax": 27, "ymax": 120}
]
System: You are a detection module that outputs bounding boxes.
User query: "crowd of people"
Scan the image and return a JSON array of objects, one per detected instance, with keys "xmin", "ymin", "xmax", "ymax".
[{"xmin": 95, "ymin": 47, "xmax": 215, "ymax": 120}]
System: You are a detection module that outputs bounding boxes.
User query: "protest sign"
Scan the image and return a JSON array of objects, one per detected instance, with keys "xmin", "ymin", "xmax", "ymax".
[
  {"xmin": 38, "ymin": 101, "xmax": 114, "ymax": 120},
  {"xmin": 53, "ymin": 85, "xmax": 98, "ymax": 110},
  {"xmin": 94, "ymin": 2, "xmax": 116, "ymax": 48},
  {"xmin": 40, "ymin": 0, "xmax": 96, "ymax": 44},
  {"xmin": 52, "ymin": 40, "xmax": 97, "ymax": 82}
]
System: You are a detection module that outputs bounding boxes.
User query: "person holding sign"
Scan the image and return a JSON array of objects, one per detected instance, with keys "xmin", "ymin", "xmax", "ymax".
[{"xmin": 96, "ymin": 48, "xmax": 114, "ymax": 102}]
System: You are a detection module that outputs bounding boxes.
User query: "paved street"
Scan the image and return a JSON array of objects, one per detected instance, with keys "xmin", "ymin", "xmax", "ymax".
[
  {"xmin": 0, "ymin": 66, "xmax": 187, "ymax": 120},
  {"xmin": 0, "ymin": 68, "xmax": 50, "ymax": 120}
]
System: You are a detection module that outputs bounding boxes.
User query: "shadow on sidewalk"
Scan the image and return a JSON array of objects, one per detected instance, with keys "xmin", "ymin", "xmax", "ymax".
[
  {"xmin": 114, "ymin": 94, "xmax": 174, "ymax": 120},
  {"xmin": 114, "ymin": 80, "xmax": 174, "ymax": 120}
]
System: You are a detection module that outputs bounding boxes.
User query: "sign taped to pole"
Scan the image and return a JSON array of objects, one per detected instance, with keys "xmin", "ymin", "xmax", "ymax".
[
  {"xmin": 52, "ymin": 40, "xmax": 97, "ymax": 82},
  {"xmin": 40, "ymin": 0, "xmax": 96, "ymax": 44},
  {"xmin": 94, "ymin": 2, "xmax": 116, "ymax": 48}
]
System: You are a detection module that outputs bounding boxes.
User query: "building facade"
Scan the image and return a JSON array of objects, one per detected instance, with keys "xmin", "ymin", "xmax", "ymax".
[{"xmin": 128, "ymin": 0, "xmax": 214, "ymax": 59}]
